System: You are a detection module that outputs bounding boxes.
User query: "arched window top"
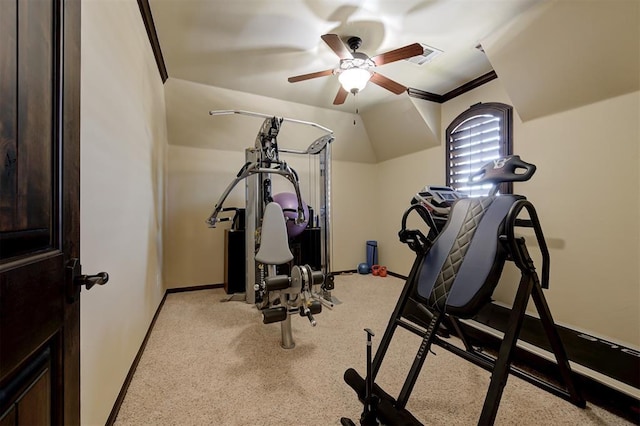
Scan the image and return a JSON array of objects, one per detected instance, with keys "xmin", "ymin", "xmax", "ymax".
[{"xmin": 446, "ymin": 102, "xmax": 513, "ymax": 196}]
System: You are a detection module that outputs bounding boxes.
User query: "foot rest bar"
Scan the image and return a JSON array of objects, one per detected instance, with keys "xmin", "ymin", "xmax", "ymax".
[
  {"xmin": 262, "ymin": 306, "xmax": 287, "ymax": 324},
  {"xmin": 344, "ymin": 368, "xmax": 423, "ymax": 426},
  {"xmin": 265, "ymin": 275, "xmax": 290, "ymax": 291}
]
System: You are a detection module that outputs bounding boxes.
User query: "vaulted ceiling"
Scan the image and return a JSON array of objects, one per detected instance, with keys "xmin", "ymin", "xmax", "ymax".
[
  {"xmin": 148, "ymin": 0, "xmax": 539, "ymax": 111},
  {"xmin": 148, "ymin": 0, "xmax": 639, "ymax": 162}
]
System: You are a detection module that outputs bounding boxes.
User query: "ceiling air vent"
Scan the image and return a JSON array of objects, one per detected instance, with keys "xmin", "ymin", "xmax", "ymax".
[{"xmin": 405, "ymin": 43, "xmax": 442, "ymax": 65}]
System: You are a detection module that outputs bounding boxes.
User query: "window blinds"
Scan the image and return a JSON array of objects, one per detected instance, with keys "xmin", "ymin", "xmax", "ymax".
[{"xmin": 448, "ymin": 114, "xmax": 501, "ymax": 196}]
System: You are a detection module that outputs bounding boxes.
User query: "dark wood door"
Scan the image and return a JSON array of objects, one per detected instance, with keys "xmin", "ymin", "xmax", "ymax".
[{"xmin": 0, "ymin": 0, "xmax": 81, "ymax": 424}]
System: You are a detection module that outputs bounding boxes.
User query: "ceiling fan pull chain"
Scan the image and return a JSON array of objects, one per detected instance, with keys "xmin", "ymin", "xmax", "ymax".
[{"xmin": 353, "ymin": 93, "xmax": 358, "ymax": 126}]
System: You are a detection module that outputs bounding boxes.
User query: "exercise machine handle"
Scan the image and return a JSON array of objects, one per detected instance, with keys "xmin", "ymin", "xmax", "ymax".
[
  {"xmin": 503, "ymin": 199, "xmax": 550, "ymax": 289},
  {"xmin": 398, "ymin": 204, "xmax": 436, "ymax": 253},
  {"xmin": 470, "ymin": 155, "xmax": 537, "ymax": 187},
  {"xmin": 300, "ymin": 300, "xmax": 322, "ymax": 326},
  {"xmin": 301, "ymin": 307, "xmax": 317, "ymax": 326}
]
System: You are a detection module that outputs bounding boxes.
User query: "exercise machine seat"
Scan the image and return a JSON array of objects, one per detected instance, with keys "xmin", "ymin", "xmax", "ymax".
[
  {"xmin": 255, "ymin": 202, "xmax": 294, "ymax": 265},
  {"xmin": 416, "ymin": 195, "xmax": 523, "ymax": 318}
]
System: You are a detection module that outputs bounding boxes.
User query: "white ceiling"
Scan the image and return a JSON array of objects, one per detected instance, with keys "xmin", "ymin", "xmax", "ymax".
[
  {"xmin": 148, "ymin": 0, "xmax": 539, "ymax": 112},
  {"xmin": 151, "ymin": 0, "xmax": 639, "ymax": 162}
]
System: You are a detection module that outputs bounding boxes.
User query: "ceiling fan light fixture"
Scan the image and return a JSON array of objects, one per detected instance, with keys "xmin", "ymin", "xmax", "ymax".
[
  {"xmin": 338, "ymin": 68, "xmax": 371, "ymax": 94},
  {"xmin": 288, "ymin": 34, "xmax": 421, "ymax": 105}
]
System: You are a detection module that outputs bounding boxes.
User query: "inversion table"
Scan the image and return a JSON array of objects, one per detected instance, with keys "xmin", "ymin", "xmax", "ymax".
[{"xmin": 343, "ymin": 155, "xmax": 585, "ymax": 425}]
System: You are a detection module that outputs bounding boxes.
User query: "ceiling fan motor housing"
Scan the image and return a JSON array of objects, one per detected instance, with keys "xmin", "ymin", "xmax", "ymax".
[{"xmin": 347, "ymin": 36, "xmax": 363, "ymax": 51}]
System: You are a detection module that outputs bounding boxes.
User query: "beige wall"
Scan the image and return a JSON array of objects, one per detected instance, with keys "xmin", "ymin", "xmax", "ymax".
[
  {"xmin": 378, "ymin": 80, "xmax": 640, "ymax": 347},
  {"xmin": 80, "ymin": 0, "xmax": 167, "ymax": 424},
  {"xmin": 164, "ymin": 146, "xmax": 379, "ymax": 288},
  {"xmin": 165, "ymin": 78, "xmax": 639, "ymax": 348},
  {"xmin": 165, "ymin": 146, "xmax": 245, "ymax": 288},
  {"xmin": 375, "ymin": 149, "xmax": 444, "ymax": 273},
  {"xmin": 510, "ymin": 89, "xmax": 639, "ymax": 347},
  {"xmin": 331, "ymin": 160, "xmax": 379, "ymax": 270}
]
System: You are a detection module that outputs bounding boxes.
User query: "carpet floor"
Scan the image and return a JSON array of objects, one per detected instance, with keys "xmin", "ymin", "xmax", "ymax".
[{"xmin": 115, "ymin": 274, "xmax": 633, "ymax": 425}]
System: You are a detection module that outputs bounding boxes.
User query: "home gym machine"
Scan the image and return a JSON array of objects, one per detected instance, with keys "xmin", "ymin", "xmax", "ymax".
[
  {"xmin": 342, "ymin": 155, "xmax": 585, "ymax": 425},
  {"xmin": 206, "ymin": 110, "xmax": 335, "ymax": 348}
]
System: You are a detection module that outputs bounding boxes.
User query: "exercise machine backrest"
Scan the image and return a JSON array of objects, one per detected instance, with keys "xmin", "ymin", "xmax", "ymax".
[
  {"xmin": 415, "ymin": 195, "xmax": 521, "ymax": 317},
  {"xmin": 414, "ymin": 155, "xmax": 537, "ymax": 318},
  {"xmin": 255, "ymin": 202, "xmax": 294, "ymax": 265}
]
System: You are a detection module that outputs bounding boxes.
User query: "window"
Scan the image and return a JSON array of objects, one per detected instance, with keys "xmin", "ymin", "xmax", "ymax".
[{"xmin": 445, "ymin": 102, "xmax": 513, "ymax": 196}]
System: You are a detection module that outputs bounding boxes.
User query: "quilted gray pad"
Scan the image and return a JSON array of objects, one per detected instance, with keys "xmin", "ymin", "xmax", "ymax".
[{"xmin": 427, "ymin": 198, "xmax": 495, "ymax": 311}]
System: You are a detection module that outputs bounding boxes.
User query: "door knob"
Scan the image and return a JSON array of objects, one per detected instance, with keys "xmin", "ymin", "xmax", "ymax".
[
  {"xmin": 66, "ymin": 258, "xmax": 109, "ymax": 302},
  {"xmin": 75, "ymin": 272, "xmax": 109, "ymax": 290}
]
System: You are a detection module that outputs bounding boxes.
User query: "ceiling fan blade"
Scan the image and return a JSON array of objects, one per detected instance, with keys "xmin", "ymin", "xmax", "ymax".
[
  {"xmin": 288, "ymin": 69, "xmax": 334, "ymax": 83},
  {"xmin": 370, "ymin": 43, "xmax": 424, "ymax": 66},
  {"xmin": 333, "ymin": 86, "xmax": 349, "ymax": 105},
  {"xmin": 321, "ymin": 34, "xmax": 353, "ymax": 60},
  {"xmin": 370, "ymin": 73, "xmax": 407, "ymax": 94}
]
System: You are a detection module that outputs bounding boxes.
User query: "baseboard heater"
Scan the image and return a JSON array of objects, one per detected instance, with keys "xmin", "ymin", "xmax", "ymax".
[{"xmin": 469, "ymin": 302, "xmax": 639, "ymax": 390}]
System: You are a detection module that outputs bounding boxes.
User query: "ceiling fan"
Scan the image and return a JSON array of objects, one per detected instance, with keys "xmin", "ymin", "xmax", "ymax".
[{"xmin": 288, "ymin": 34, "xmax": 424, "ymax": 105}]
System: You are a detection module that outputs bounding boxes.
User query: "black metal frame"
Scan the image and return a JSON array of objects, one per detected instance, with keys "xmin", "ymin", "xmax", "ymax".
[{"xmin": 345, "ymin": 199, "xmax": 585, "ymax": 425}]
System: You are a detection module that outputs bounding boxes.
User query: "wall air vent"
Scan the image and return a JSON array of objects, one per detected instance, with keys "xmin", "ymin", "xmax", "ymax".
[{"xmin": 405, "ymin": 43, "xmax": 442, "ymax": 65}]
